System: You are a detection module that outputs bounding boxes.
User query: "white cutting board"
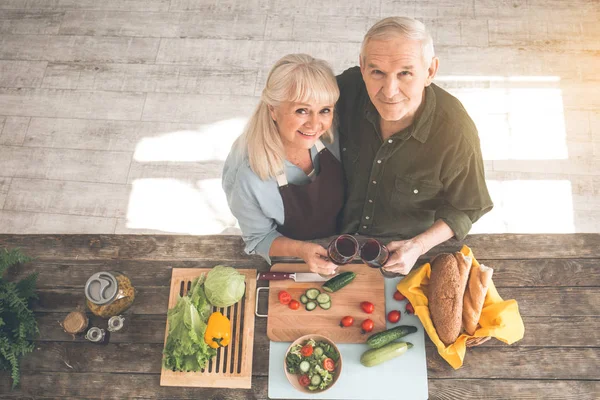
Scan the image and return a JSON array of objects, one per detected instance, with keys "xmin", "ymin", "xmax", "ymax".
[{"xmin": 268, "ymin": 276, "xmax": 428, "ymax": 400}]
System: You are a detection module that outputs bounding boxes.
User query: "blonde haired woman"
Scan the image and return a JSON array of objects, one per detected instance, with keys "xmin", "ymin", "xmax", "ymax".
[{"xmin": 223, "ymin": 54, "xmax": 341, "ymax": 275}]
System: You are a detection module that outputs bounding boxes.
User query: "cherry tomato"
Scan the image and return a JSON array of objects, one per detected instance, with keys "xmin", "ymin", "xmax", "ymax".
[
  {"xmin": 361, "ymin": 319, "xmax": 374, "ymax": 334},
  {"xmin": 406, "ymin": 303, "xmax": 414, "ymax": 315},
  {"xmin": 298, "ymin": 374, "xmax": 310, "ymax": 387},
  {"xmin": 387, "ymin": 310, "xmax": 401, "ymax": 323},
  {"xmin": 393, "ymin": 291, "xmax": 406, "ymax": 301},
  {"xmin": 278, "ymin": 290, "xmax": 291, "ymax": 305},
  {"xmin": 360, "ymin": 301, "xmax": 375, "ymax": 314},
  {"xmin": 288, "ymin": 299, "xmax": 300, "ymax": 310},
  {"xmin": 323, "ymin": 358, "xmax": 335, "ymax": 372},
  {"xmin": 301, "ymin": 344, "xmax": 313, "ymax": 357},
  {"xmin": 340, "ymin": 316, "xmax": 354, "ymax": 328}
]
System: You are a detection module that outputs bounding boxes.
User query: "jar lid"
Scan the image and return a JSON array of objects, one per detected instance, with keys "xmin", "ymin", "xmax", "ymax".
[
  {"xmin": 85, "ymin": 272, "xmax": 118, "ymax": 305},
  {"xmin": 85, "ymin": 327, "xmax": 105, "ymax": 342},
  {"xmin": 62, "ymin": 311, "xmax": 89, "ymax": 334},
  {"xmin": 107, "ymin": 315, "xmax": 125, "ymax": 332}
]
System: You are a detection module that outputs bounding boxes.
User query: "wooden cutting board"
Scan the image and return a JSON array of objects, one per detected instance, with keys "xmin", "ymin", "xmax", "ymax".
[
  {"xmin": 267, "ymin": 263, "xmax": 386, "ymax": 343},
  {"xmin": 160, "ymin": 268, "xmax": 256, "ymax": 389}
]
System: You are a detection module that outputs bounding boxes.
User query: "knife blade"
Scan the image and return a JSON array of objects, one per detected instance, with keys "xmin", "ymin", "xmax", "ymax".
[{"xmin": 256, "ymin": 272, "xmax": 329, "ymax": 282}]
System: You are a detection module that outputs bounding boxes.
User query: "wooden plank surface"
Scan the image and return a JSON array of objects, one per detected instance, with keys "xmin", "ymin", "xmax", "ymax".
[
  {"xmin": 7, "ymin": 257, "xmax": 600, "ymax": 288},
  {"xmin": 16, "ymin": 341, "xmax": 600, "ymax": 380},
  {"xmin": 0, "ymin": 233, "xmax": 598, "ymax": 399},
  {"xmin": 2, "ymin": 374, "xmax": 600, "ymax": 400},
  {"xmin": 2, "ymin": 234, "xmax": 600, "ymax": 261},
  {"xmin": 27, "ymin": 286, "xmax": 600, "ymax": 316},
  {"xmin": 32, "ymin": 313, "xmax": 600, "ymax": 349},
  {"xmin": 266, "ymin": 263, "xmax": 386, "ymax": 343}
]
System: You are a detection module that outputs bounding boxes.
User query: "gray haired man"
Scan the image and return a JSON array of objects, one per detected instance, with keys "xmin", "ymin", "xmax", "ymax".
[{"xmin": 336, "ymin": 17, "xmax": 493, "ymax": 274}]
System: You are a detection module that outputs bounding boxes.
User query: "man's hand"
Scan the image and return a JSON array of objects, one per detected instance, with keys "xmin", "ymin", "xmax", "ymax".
[
  {"xmin": 382, "ymin": 239, "xmax": 425, "ymax": 275},
  {"xmin": 299, "ymin": 242, "xmax": 338, "ymax": 276}
]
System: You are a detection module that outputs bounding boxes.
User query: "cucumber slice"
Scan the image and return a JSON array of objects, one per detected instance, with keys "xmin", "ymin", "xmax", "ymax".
[
  {"xmin": 305, "ymin": 301, "xmax": 317, "ymax": 311},
  {"xmin": 300, "ymin": 294, "xmax": 309, "ymax": 304},
  {"xmin": 299, "ymin": 360, "xmax": 310, "ymax": 373},
  {"xmin": 310, "ymin": 374, "xmax": 322, "ymax": 386},
  {"xmin": 318, "ymin": 301, "xmax": 331, "ymax": 310},
  {"xmin": 314, "ymin": 347, "xmax": 324, "ymax": 357},
  {"xmin": 316, "ymin": 293, "xmax": 331, "ymax": 304},
  {"xmin": 306, "ymin": 288, "xmax": 320, "ymax": 300}
]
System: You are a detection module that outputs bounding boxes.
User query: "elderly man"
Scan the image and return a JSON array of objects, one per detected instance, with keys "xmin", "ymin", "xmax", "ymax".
[{"xmin": 336, "ymin": 16, "xmax": 493, "ymax": 274}]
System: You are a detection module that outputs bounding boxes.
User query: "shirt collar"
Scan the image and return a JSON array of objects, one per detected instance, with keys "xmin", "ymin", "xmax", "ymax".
[{"xmin": 363, "ymin": 84, "xmax": 437, "ymax": 144}]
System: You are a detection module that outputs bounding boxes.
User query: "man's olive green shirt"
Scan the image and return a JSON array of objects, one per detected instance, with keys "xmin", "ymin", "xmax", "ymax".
[{"xmin": 336, "ymin": 67, "xmax": 493, "ymax": 240}]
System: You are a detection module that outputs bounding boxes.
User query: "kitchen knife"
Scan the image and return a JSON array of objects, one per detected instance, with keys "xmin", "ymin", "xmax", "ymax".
[{"xmin": 256, "ymin": 272, "xmax": 329, "ymax": 282}]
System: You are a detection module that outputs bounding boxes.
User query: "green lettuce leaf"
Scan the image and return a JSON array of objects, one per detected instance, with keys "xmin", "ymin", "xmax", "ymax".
[
  {"xmin": 163, "ymin": 295, "xmax": 216, "ymax": 372},
  {"xmin": 189, "ymin": 276, "xmax": 211, "ymax": 322}
]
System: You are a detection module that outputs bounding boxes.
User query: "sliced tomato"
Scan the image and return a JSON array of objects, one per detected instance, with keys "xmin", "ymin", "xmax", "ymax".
[
  {"xmin": 300, "ymin": 344, "xmax": 313, "ymax": 357},
  {"xmin": 278, "ymin": 290, "xmax": 291, "ymax": 305},
  {"xmin": 288, "ymin": 299, "xmax": 300, "ymax": 310},
  {"xmin": 393, "ymin": 291, "xmax": 406, "ymax": 301},
  {"xmin": 298, "ymin": 374, "xmax": 310, "ymax": 387},
  {"xmin": 323, "ymin": 357, "xmax": 335, "ymax": 372}
]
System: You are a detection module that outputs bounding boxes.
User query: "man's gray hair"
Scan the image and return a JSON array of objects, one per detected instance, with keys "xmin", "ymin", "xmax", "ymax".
[{"xmin": 361, "ymin": 17, "xmax": 435, "ymax": 65}]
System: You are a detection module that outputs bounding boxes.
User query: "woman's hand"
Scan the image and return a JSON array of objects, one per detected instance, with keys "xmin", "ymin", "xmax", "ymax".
[
  {"xmin": 382, "ymin": 238, "xmax": 424, "ymax": 275},
  {"xmin": 299, "ymin": 242, "xmax": 338, "ymax": 276}
]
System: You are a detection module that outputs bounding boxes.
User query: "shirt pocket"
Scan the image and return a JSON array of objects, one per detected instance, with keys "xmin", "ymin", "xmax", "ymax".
[
  {"xmin": 341, "ymin": 143, "xmax": 360, "ymax": 188},
  {"xmin": 391, "ymin": 176, "xmax": 444, "ymax": 211}
]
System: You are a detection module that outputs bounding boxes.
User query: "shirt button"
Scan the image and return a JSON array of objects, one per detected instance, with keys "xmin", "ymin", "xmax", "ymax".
[
  {"xmin": 372, "ymin": 180, "xmax": 377, "ymax": 184},
  {"xmin": 342, "ymin": 147, "xmax": 346, "ymax": 151},
  {"xmin": 377, "ymin": 160, "xmax": 382, "ymax": 164},
  {"xmin": 413, "ymin": 189, "xmax": 419, "ymax": 194},
  {"xmin": 365, "ymin": 216, "xmax": 370, "ymax": 220},
  {"xmin": 363, "ymin": 225, "xmax": 367, "ymax": 229},
  {"xmin": 368, "ymin": 199, "xmax": 373, "ymax": 203},
  {"xmin": 388, "ymin": 139, "xmax": 393, "ymax": 143}
]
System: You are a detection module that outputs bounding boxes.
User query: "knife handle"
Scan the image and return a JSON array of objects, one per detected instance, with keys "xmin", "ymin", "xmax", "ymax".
[{"xmin": 257, "ymin": 272, "xmax": 292, "ymax": 280}]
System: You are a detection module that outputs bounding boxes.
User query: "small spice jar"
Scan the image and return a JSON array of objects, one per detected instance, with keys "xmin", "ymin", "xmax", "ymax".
[
  {"xmin": 85, "ymin": 271, "xmax": 135, "ymax": 318},
  {"xmin": 107, "ymin": 315, "xmax": 126, "ymax": 333},
  {"xmin": 85, "ymin": 327, "xmax": 110, "ymax": 345},
  {"xmin": 61, "ymin": 311, "xmax": 89, "ymax": 337}
]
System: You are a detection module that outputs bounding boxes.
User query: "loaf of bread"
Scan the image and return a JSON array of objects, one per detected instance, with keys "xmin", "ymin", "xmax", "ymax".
[
  {"xmin": 429, "ymin": 252, "xmax": 472, "ymax": 345},
  {"xmin": 462, "ymin": 263, "xmax": 494, "ymax": 335}
]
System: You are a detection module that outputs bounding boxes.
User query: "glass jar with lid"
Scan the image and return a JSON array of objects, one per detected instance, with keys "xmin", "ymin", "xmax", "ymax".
[{"xmin": 84, "ymin": 271, "xmax": 135, "ymax": 318}]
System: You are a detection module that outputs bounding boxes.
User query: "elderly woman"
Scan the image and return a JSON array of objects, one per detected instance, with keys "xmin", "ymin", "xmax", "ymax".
[{"xmin": 223, "ymin": 54, "xmax": 341, "ymax": 275}]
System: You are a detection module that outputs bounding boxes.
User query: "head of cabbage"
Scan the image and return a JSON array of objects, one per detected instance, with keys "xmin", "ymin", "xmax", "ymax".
[{"xmin": 204, "ymin": 265, "xmax": 246, "ymax": 307}]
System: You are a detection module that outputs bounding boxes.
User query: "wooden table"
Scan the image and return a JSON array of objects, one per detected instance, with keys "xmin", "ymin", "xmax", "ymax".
[{"xmin": 1, "ymin": 234, "xmax": 599, "ymax": 399}]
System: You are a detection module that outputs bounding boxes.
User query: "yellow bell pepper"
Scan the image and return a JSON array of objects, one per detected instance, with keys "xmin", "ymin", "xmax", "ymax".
[{"xmin": 204, "ymin": 311, "xmax": 231, "ymax": 349}]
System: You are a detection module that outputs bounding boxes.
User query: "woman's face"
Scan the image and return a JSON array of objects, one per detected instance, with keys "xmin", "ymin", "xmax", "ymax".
[{"xmin": 269, "ymin": 101, "xmax": 334, "ymax": 152}]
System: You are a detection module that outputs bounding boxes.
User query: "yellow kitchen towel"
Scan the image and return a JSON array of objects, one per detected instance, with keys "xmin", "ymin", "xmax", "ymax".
[{"xmin": 396, "ymin": 245, "xmax": 525, "ymax": 369}]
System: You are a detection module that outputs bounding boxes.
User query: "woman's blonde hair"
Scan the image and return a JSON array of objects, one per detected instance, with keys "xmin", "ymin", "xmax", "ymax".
[
  {"xmin": 361, "ymin": 17, "xmax": 435, "ymax": 65},
  {"xmin": 243, "ymin": 54, "xmax": 339, "ymax": 180}
]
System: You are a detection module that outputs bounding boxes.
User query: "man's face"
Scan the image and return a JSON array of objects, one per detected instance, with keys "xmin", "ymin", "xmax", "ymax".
[{"xmin": 360, "ymin": 37, "xmax": 436, "ymax": 123}]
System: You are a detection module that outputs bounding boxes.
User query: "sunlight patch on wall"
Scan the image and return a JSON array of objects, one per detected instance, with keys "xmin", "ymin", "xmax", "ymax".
[
  {"xmin": 470, "ymin": 180, "xmax": 575, "ymax": 234},
  {"xmin": 437, "ymin": 76, "xmax": 567, "ymax": 161},
  {"xmin": 133, "ymin": 118, "xmax": 247, "ymax": 162},
  {"xmin": 125, "ymin": 178, "xmax": 238, "ymax": 234}
]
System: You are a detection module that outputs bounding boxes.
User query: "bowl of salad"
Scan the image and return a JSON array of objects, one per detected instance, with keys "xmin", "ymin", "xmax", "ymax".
[{"xmin": 284, "ymin": 334, "xmax": 342, "ymax": 393}]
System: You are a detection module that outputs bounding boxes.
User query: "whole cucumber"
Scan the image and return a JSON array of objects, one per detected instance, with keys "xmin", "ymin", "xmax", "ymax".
[
  {"xmin": 366, "ymin": 325, "xmax": 418, "ymax": 349},
  {"xmin": 360, "ymin": 341, "xmax": 413, "ymax": 367}
]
